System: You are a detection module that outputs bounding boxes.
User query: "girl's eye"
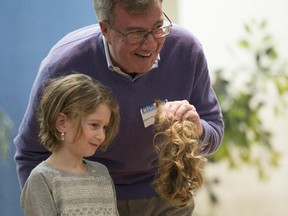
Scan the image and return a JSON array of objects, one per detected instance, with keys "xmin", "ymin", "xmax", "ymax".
[
  {"xmin": 103, "ymin": 126, "xmax": 108, "ymax": 132},
  {"xmin": 91, "ymin": 123, "xmax": 99, "ymax": 128}
]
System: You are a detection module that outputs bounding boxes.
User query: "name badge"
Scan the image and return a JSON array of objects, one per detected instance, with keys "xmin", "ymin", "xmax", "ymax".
[{"xmin": 140, "ymin": 99, "xmax": 167, "ymax": 128}]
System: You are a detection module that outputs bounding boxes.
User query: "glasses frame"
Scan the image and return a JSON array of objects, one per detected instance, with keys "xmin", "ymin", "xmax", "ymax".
[{"xmin": 105, "ymin": 12, "xmax": 172, "ymax": 44}]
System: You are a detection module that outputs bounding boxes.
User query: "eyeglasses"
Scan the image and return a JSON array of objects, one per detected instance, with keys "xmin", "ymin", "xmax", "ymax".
[{"xmin": 106, "ymin": 12, "xmax": 172, "ymax": 44}]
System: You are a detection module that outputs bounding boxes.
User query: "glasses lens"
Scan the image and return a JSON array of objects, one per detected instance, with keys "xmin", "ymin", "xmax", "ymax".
[
  {"xmin": 127, "ymin": 32, "xmax": 146, "ymax": 44},
  {"xmin": 153, "ymin": 25, "xmax": 171, "ymax": 38},
  {"xmin": 126, "ymin": 24, "xmax": 172, "ymax": 44}
]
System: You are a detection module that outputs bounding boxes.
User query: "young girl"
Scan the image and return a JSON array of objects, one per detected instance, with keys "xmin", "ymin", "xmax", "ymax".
[{"xmin": 20, "ymin": 73, "xmax": 120, "ymax": 216}]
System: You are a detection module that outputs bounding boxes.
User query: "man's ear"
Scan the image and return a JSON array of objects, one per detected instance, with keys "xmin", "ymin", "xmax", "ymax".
[
  {"xmin": 55, "ymin": 113, "xmax": 67, "ymax": 133},
  {"xmin": 99, "ymin": 20, "xmax": 111, "ymax": 44}
]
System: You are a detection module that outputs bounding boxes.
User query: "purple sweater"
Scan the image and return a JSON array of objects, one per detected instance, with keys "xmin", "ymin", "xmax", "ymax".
[{"xmin": 14, "ymin": 24, "xmax": 224, "ymax": 199}]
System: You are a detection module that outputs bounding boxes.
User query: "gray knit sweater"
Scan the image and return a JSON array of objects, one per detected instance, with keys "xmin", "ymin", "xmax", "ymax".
[{"xmin": 20, "ymin": 160, "xmax": 119, "ymax": 216}]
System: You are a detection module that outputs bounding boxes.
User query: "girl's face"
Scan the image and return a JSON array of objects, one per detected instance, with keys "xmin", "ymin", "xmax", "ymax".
[{"xmin": 64, "ymin": 103, "xmax": 111, "ymax": 158}]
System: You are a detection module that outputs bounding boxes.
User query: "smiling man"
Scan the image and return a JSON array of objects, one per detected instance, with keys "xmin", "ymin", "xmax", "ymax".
[
  {"xmin": 100, "ymin": 1, "xmax": 166, "ymax": 73},
  {"xmin": 14, "ymin": 0, "xmax": 224, "ymax": 215}
]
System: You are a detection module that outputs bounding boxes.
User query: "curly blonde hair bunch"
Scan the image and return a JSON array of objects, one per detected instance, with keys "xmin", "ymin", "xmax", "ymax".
[{"xmin": 153, "ymin": 101, "xmax": 207, "ymax": 207}]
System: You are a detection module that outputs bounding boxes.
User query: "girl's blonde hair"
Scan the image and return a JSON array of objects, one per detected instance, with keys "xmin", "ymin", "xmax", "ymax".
[
  {"xmin": 38, "ymin": 73, "xmax": 120, "ymax": 152},
  {"xmin": 153, "ymin": 101, "xmax": 206, "ymax": 207}
]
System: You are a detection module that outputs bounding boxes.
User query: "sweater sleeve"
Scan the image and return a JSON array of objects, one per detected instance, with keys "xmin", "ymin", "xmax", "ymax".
[
  {"xmin": 162, "ymin": 25, "xmax": 224, "ymax": 156},
  {"xmin": 20, "ymin": 168, "xmax": 57, "ymax": 216},
  {"xmin": 192, "ymin": 50, "xmax": 224, "ymax": 156}
]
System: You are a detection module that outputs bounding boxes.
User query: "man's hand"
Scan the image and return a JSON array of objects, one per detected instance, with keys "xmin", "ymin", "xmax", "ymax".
[{"xmin": 162, "ymin": 100, "xmax": 203, "ymax": 137}]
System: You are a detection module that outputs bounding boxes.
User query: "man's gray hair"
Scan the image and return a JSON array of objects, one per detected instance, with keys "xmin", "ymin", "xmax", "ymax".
[{"xmin": 93, "ymin": 0, "xmax": 163, "ymax": 23}]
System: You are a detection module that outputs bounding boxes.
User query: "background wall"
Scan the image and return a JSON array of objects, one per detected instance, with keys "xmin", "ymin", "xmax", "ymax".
[
  {"xmin": 176, "ymin": 0, "xmax": 288, "ymax": 70},
  {"xmin": 0, "ymin": 1, "xmax": 96, "ymax": 215}
]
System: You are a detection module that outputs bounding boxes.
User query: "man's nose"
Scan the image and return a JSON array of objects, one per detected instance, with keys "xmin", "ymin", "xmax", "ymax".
[{"xmin": 141, "ymin": 32, "xmax": 158, "ymax": 48}]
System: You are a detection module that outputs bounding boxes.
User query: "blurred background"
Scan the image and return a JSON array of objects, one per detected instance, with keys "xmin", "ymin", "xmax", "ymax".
[{"xmin": 0, "ymin": 0, "xmax": 287, "ymax": 215}]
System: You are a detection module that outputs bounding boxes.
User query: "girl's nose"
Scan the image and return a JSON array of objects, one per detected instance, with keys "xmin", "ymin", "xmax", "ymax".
[{"xmin": 96, "ymin": 129, "xmax": 105, "ymax": 143}]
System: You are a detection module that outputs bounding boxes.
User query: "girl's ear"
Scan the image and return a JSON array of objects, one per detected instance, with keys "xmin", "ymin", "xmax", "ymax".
[{"xmin": 55, "ymin": 113, "xmax": 67, "ymax": 133}]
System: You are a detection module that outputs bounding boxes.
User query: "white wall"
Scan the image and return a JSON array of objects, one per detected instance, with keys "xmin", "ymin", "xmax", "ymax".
[
  {"xmin": 177, "ymin": 0, "xmax": 288, "ymax": 69},
  {"xmin": 163, "ymin": 1, "xmax": 288, "ymax": 216}
]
